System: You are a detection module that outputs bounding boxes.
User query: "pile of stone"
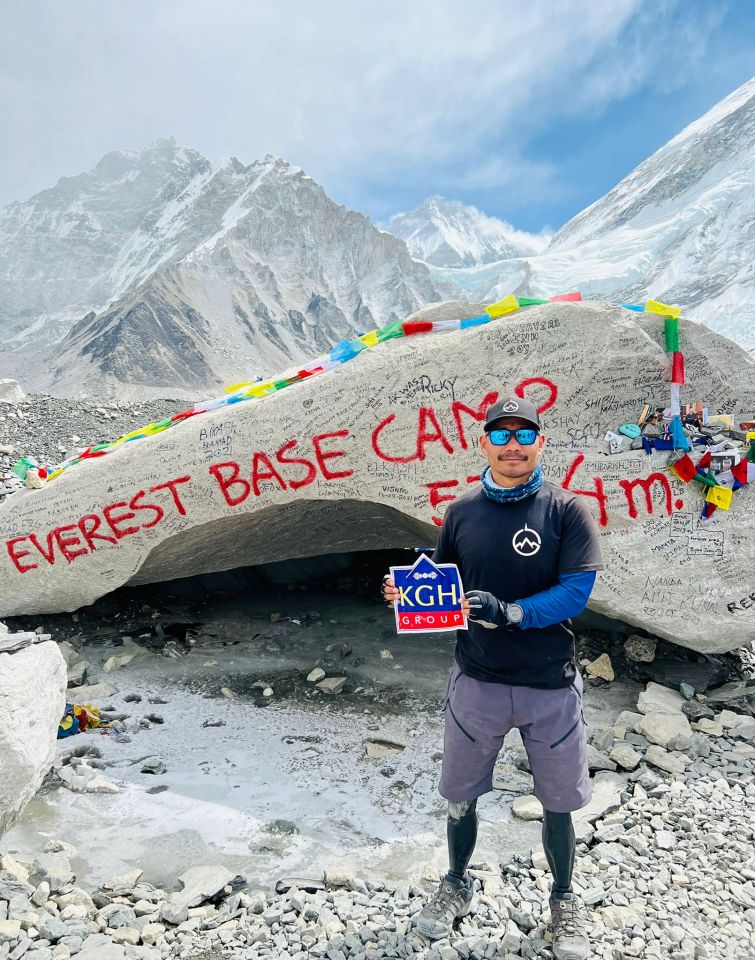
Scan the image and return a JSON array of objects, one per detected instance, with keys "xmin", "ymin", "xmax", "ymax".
[
  {"xmin": 2, "ymin": 686, "xmax": 753, "ymax": 959},
  {"xmin": 0, "ymin": 393, "xmax": 184, "ymax": 506},
  {"xmin": 576, "ymin": 680, "xmax": 755, "ymax": 786}
]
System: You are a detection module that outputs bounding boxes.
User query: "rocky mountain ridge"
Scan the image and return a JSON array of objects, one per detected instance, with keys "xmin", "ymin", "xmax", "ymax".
[{"xmin": 0, "ymin": 143, "xmax": 438, "ymax": 398}]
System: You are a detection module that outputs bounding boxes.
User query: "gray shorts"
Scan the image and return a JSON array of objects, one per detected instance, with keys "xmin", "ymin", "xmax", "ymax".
[{"xmin": 439, "ymin": 662, "xmax": 591, "ymax": 813}]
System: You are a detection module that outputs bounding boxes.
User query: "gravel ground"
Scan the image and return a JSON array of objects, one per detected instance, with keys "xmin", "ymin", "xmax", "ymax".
[
  {"xmin": 1, "ymin": 628, "xmax": 753, "ymax": 960},
  {"xmin": 1, "ymin": 732, "xmax": 753, "ymax": 960},
  {"xmin": 0, "ymin": 394, "xmax": 185, "ymax": 505}
]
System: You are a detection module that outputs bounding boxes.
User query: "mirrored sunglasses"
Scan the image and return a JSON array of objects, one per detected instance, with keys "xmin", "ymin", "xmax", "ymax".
[{"xmin": 488, "ymin": 428, "xmax": 539, "ymax": 446}]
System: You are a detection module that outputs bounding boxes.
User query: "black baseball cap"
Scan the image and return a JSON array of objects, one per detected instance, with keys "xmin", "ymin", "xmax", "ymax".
[{"xmin": 484, "ymin": 396, "xmax": 541, "ymax": 432}]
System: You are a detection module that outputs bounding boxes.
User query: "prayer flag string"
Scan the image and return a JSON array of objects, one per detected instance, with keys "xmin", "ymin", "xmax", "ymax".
[{"xmin": 25, "ymin": 292, "xmax": 737, "ymax": 526}]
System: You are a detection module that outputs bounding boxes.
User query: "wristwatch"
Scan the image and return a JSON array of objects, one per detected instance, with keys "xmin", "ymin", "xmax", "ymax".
[{"xmin": 505, "ymin": 602, "xmax": 524, "ymax": 629}]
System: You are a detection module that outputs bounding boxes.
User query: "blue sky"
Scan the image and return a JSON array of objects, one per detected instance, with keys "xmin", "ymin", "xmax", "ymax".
[{"xmin": 1, "ymin": 0, "xmax": 753, "ymax": 233}]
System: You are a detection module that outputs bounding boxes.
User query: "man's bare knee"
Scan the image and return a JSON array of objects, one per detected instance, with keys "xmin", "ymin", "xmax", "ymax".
[{"xmin": 448, "ymin": 799, "xmax": 476, "ymax": 821}]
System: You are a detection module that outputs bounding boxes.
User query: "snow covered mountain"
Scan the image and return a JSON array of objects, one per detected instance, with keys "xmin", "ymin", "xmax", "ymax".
[
  {"xmin": 434, "ymin": 77, "xmax": 755, "ymax": 349},
  {"xmin": 385, "ymin": 196, "xmax": 549, "ymax": 268},
  {"xmin": 0, "ymin": 142, "xmax": 438, "ymax": 397},
  {"xmin": 0, "ymin": 139, "xmax": 213, "ymax": 347}
]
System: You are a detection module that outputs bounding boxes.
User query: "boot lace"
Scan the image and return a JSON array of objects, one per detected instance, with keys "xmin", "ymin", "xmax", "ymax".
[
  {"xmin": 553, "ymin": 897, "xmax": 580, "ymax": 937},
  {"xmin": 431, "ymin": 879, "xmax": 461, "ymax": 914}
]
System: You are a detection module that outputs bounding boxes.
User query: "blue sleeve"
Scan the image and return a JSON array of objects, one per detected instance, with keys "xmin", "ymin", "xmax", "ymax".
[{"xmin": 517, "ymin": 571, "xmax": 596, "ymax": 630}]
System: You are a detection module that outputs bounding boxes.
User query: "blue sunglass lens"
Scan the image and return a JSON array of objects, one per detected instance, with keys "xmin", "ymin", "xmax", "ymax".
[{"xmin": 489, "ymin": 429, "xmax": 538, "ymax": 446}]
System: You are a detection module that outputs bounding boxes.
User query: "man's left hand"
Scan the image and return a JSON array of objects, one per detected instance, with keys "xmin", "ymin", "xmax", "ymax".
[{"xmin": 465, "ymin": 590, "xmax": 507, "ymax": 629}]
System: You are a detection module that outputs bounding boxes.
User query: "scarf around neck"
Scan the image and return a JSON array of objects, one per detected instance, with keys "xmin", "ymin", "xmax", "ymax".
[{"xmin": 481, "ymin": 463, "xmax": 544, "ymax": 503}]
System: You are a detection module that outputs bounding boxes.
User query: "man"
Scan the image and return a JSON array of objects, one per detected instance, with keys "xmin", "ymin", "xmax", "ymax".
[{"xmin": 382, "ymin": 396, "xmax": 603, "ymax": 960}]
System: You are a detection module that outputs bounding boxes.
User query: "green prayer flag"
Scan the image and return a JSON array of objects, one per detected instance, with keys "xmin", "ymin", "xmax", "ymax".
[
  {"xmin": 377, "ymin": 321, "xmax": 406, "ymax": 343},
  {"xmin": 517, "ymin": 297, "xmax": 549, "ymax": 306},
  {"xmin": 664, "ymin": 317, "xmax": 679, "ymax": 352}
]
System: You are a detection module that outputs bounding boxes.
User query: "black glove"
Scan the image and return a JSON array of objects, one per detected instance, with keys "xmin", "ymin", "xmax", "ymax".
[{"xmin": 466, "ymin": 590, "xmax": 507, "ymax": 629}]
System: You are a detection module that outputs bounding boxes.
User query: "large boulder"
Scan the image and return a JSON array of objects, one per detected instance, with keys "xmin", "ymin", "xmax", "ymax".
[
  {"xmin": 0, "ymin": 641, "xmax": 66, "ymax": 835},
  {"xmin": 0, "ymin": 379, "xmax": 25, "ymax": 405},
  {"xmin": 0, "ymin": 301, "xmax": 752, "ymax": 652}
]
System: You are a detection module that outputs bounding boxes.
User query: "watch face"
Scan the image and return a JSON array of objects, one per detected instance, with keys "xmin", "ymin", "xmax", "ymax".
[{"xmin": 507, "ymin": 603, "xmax": 524, "ymax": 623}]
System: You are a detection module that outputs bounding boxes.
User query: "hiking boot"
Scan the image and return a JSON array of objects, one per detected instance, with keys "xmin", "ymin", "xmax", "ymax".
[
  {"xmin": 550, "ymin": 896, "xmax": 589, "ymax": 960},
  {"xmin": 416, "ymin": 876, "xmax": 473, "ymax": 939}
]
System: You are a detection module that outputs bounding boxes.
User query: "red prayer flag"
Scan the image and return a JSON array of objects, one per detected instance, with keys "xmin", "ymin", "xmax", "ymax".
[
  {"xmin": 549, "ymin": 292, "xmax": 582, "ymax": 302},
  {"xmin": 697, "ymin": 451, "xmax": 712, "ymax": 469},
  {"xmin": 670, "ymin": 454, "xmax": 696, "ymax": 482},
  {"xmin": 402, "ymin": 320, "xmax": 434, "ymax": 335},
  {"xmin": 732, "ymin": 459, "xmax": 750, "ymax": 485},
  {"xmin": 671, "ymin": 352, "xmax": 685, "ymax": 384}
]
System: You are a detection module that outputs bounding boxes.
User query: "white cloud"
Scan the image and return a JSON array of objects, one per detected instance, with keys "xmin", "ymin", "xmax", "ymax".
[{"xmin": 0, "ymin": 0, "xmax": 720, "ymax": 211}]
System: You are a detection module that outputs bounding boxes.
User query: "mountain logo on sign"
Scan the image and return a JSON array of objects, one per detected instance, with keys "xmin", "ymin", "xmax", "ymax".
[
  {"xmin": 512, "ymin": 524, "xmax": 541, "ymax": 557},
  {"xmin": 408, "ymin": 554, "xmax": 447, "ymax": 581}
]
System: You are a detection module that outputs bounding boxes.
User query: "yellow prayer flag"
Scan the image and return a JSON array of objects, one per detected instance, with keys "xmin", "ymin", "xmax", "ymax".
[
  {"xmin": 358, "ymin": 330, "xmax": 379, "ymax": 347},
  {"xmin": 249, "ymin": 381, "xmax": 275, "ymax": 397},
  {"xmin": 485, "ymin": 294, "xmax": 520, "ymax": 318},
  {"xmin": 224, "ymin": 382, "xmax": 253, "ymax": 393},
  {"xmin": 705, "ymin": 485, "xmax": 733, "ymax": 510},
  {"xmin": 119, "ymin": 427, "xmax": 149, "ymax": 442},
  {"xmin": 746, "ymin": 431, "xmax": 755, "ymax": 441},
  {"xmin": 645, "ymin": 299, "xmax": 681, "ymax": 319}
]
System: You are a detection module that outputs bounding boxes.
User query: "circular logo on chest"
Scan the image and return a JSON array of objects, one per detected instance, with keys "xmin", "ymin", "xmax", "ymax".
[{"xmin": 512, "ymin": 523, "xmax": 541, "ymax": 557}]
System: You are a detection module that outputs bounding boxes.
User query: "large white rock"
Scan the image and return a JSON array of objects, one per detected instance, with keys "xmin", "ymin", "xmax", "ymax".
[
  {"xmin": 159, "ymin": 865, "xmax": 235, "ymax": 925},
  {"xmin": 0, "ymin": 379, "xmax": 24, "ymax": 405},
  {"xmin": 0, "ymin": 302, "xmax": 752, "ymax": 652},
  {"xmin": 635, "ymin": 712, "xmax": 692, "ymax": 750},
  {"xmin": 637, "ymin": 682, "xmax": 686, "ymax": 715},
  {"xmin": 0, "ymin": 642, "xmax": 66, "ymax": 835}
]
